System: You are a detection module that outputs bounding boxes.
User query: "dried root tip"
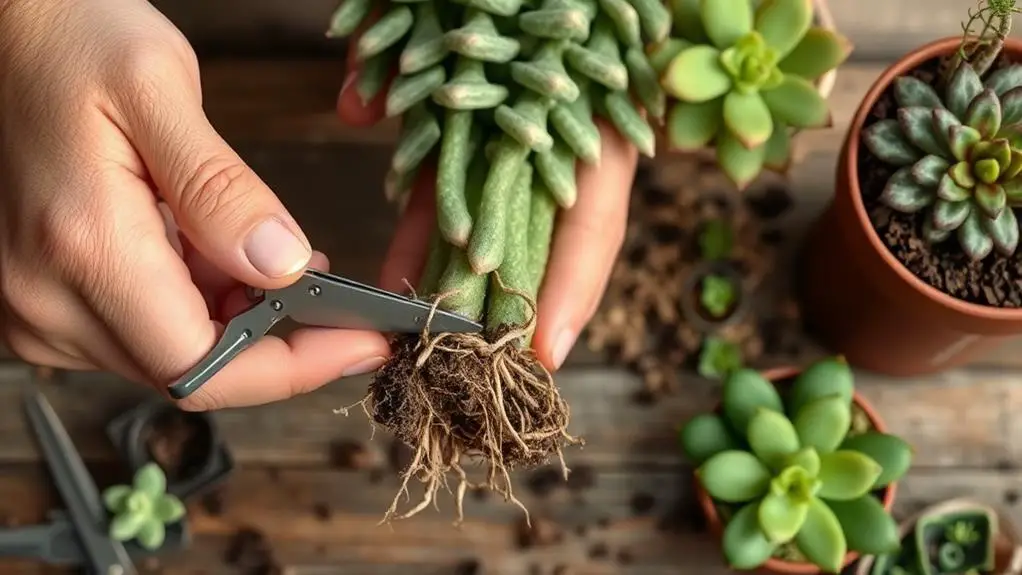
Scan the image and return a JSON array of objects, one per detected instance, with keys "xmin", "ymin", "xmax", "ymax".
[
  {"xmin": 326, "ymin": 0, "xmax": 374, "ymax": 38},
  {"xmin": 535, "ymin": 141, "xmax": 578, "ymax": 208},
  {"xmin": 598, "ymin": 0, "xmax": 641, "ymax": 48},
  {"xmin": 564, "ymin": 43, "xmax": 628, "ymax": 91},
  {"xmin": 399, "ymin": 2, "xmax": 449, "ymax": 75},
  {"xmin": 602, "ymin": 91, "xmax": 655, "ymax": 157},
  {"xmin": 386, "ymin": 65, "xmax": 446, "ymax": 118},
  {"xmin": 445, "ymin": 11, "xmax": 522, "ymax": 63},
  {"xmin": 356, "ymin": 51, "xmax": 394, "ymax": 104},
  {"xmin": 624, "ymin": 47, "xmax": 666, "ymax": 121},
  {"xmin": 549, "ymin": 100, "xmax": 602, "ymax": 165},
  {"xmin": 356, "ymin": 6, "xmax": 414, "ymax": 61},
  {"xmin": 518, "ymin": 8, "xmax": 591, "ymax": 42},
  {"xmin": 392, "ymin": 105, "xmax": 442, "ymax": 174}
]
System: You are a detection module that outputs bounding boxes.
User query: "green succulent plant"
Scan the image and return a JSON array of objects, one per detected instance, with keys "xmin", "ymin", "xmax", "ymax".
[
  {"xmin": 678, "ymin": 357, "xmax": 914, "ymax": 573},
  {"xmin": 101, "ymin": 463, "xmax": 186, "ymax": 551},
  {"xmin": 862, "ymin": 60, "xmax": 1022, "ymax": 260},
  {"xmin": 653, "ymin": 0, "xmax": 851, "ymax": 189}
]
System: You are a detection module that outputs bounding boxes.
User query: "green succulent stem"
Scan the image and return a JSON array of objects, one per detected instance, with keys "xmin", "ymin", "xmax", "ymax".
[{"xmin": 948, "ymin": 0, "xmax": 1020, "ymax": 80}]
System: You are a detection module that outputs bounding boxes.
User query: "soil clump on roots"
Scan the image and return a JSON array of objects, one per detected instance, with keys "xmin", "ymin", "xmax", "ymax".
[{"xmin": 347, "ymin": 289, "xmax": 582, "ymax": 526}]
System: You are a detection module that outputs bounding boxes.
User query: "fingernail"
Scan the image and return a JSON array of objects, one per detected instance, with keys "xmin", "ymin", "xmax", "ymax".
[
  {"xmin": 343, "ymin": 356, "xmax": 387, "ymax": 377},
  {"xmin": 244, "ymin": 217, "xmax": 312, "ymax": 278},
  {"xmin": 552, "ymin": 329, "xmax": 576, "ymax": 369}
]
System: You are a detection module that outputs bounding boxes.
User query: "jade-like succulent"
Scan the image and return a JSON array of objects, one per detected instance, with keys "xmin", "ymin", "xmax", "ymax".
[
  {"xmin": 102, "ymin": 463, "xmax": 186, "ymax": 551},
  {"xmin": 862, "ymin": 61, "xmax": 1022, "ymax": 260},
  {"xmin": 678, "ymin": 357, "xmax": 913, "ymax": 573},
  {"xmin": 654, "ymin": 0, "xmax": 851, "ymax": 189}
]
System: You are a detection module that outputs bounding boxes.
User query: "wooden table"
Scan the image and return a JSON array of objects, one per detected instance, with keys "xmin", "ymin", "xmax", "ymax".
[{"xmin": 3, "ymin": 1, "xmax": 1022, "ymax": 572}]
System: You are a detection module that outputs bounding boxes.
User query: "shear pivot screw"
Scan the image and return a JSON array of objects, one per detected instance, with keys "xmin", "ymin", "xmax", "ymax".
[
  {"xmin": 309, "ymin": 285, "xmax": 322, "ymax": 296},
  {"xmin": 270, "ymin": 300, "xmax": 283, "ymax": 311}
]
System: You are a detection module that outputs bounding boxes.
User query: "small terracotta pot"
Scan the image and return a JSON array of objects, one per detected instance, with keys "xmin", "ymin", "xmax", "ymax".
[
  {"xmin": 694, "ymin": 366, "xmax": 899, "ymax": 574},
  {"xmin": 799, "ymin": 37, "xmax": 1022, "ymax": 377}
]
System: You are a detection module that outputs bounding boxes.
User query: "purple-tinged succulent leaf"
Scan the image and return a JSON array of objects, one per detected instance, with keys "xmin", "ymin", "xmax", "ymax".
[
  {"xmin": 964, "ymin": 88, "xmax": 1002, "ymax": 138},
  {"xmin": 880, "ymin": 167, "xmax": 933, "ymax": 213},
  {"xmin": 949, "ymin": 125, "xmax": 982, "ymax": 162},
  {"xmin": 862, "ymin": 119, "xmax": 920, "ymax": 166},
  {"xmin": 1005, "ymin": 179, "xmax": 1022, "ymax": 205},
  {"xmin": 1004, "ymin": 151, "xmax": 1022, "ymax": 180},
  {"xmin": 939, "ymin": 172, "xmax": 972, "ymax": 202},
  {"xmin": 958, "ymin": 210, "xmax": 994, "ymax": 260},
  {"xmin": 931, "ymin": 108, "xmax": 962, "ymax": 155},
  {"xmin": 893, "ymin": 76, "xmax": 945, "ymax": 109},
  {"xmin": 975, "ymin": 182, "xmax": 1008, "ymax": 219},
  {"xmin": 947, "ymin": 161, "xmax": 975, "ymax": 191},
  {"xmin": 984, "ymin": 205, "xmax": 1020, "ymax": 256},
  {"xmin": 999, "ymin": 87, "xmax": 1022, "ymax": 127},
  {"xmin": 897, "ymin": 107, "xmax": 945, "ymax": 156},
  {"xmin": 974, "ymin": 158, "xmax": 1001, "ymax": 185},
  {"xmin": 910, "ymin": 155, "xmax": 950, "ymax": 187},
  {"xmin": 763, "ymin": 120, "xmax": 792, "ymax": 172},
  {"xmin": 922, "ymin": 217, "xmax": 953, "ymax": 243},
  {"xmin": 946, "ymin": 61, "xmax": 984, "ymax": 120},
  {"xmin": 983, "ymin": 64, "xmax": 1022, "ymax": 97},
  {"xmin": 932, "ymin": 198, "xmax": 971, "ymax": 230}
]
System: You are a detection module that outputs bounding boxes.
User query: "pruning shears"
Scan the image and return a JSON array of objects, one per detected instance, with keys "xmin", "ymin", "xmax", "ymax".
[{"xmin": 166, "ymin": 269, "xmax": 484, "ymax": 400}]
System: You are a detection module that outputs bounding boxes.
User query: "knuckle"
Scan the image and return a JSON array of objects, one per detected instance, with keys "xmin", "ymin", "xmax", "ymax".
[
  {"xmin": 176, "ymin": 158, "xmax": 256, "ymax": 225},
  {"xmin": 113, "ymin": 35, "xmax": 198, "ymax": 98}
]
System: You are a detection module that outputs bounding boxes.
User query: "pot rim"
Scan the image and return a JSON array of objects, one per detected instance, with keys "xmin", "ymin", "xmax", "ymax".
[
  {"xmin": 843, "ymin": 36, "xmax": 1022, "ymax": 321},
  {"xmin": 126, "ymin": 402, "xmax": 220, "ymax": 478},
  {"xmin": 693, "ymin": 365, "xmax": 899, "ymax": 574}
]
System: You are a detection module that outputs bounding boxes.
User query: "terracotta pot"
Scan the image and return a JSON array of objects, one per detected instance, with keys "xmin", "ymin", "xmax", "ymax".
[
  {"xmin": 694, "ymin": 366, "xmax": 899, "ymax": 574},
  {"xmin": 799, "ymin": 37, "xmax": 1022, "ymax": 377}
]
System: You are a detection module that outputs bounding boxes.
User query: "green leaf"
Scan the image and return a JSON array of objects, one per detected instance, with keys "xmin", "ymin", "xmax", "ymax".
[
  {"xmin": 826, "ymin": 496, "xmax": 901, "ymax": 555},
  {"xmin": 700, "ymin": 274, "xmax": 737, "ymax": 317},
  {"xmin": 716, "ymin": 128, "xmax": 766, "ymax": 189},
  {"xmin": 102, "ymin": 485, "xmax": 132, "ymax": 514},
  {"xmin": 946, "ymin": 61, "xmax": 984, "ymax": 120},
  {"xmin": 697, "ymin": 450, "xmax": 772, "ymax": 502},
  {"xmin": 679, "ymin": 413, "xmax": 740, "ymax": 464},
  {"xmin": 698, "ymin": 337, "xmax": 744, "ymax": 380},
  {"xmin": 668, "ymin": 0, "xmax": 707, "ymax": 42},
  {"xmin": 109, "ymin": 512, "xmax": 145, "ymax": 542},
  {"xmin": 133, "ymin": 463, "xmax": 166, "ymax": 499},
  {"xmin": 958, "ymin": 209, "xmax": 995, "ymax": 260},
  {"xmin": 661, "ymin": 45, "xmax": 732, "ymax": 103},
  {"xmin": 949, "ymin": 125, "xmax": 982, "ymax": 162},
  {"xmin": 699, "ymin": 218, "xmax": 733, "ymax": 259},
  {"xmin": 753, "ymin": 0, "xmax": 812, "ymax": 58},
  {"xmin": 932, "ymin": 108, "xmax": 962, "ymax": 153},
  {"xmin": 794, "ymin": 394, "xmax": 851, "ymax": 454},
  {"xmin": 747, "ymin": 408, "xmax": 800, "ymax": 470},
  {"xmin": 722, "ymin": 502, "xmax": 778, "ymax": 569},
  {"xmin": 1000, "ymin": 86, "xmax": 1022, "ymax": 126},
  {"xmin": 759, "ymin": 490, "xmax": 809, "ymax": 543},
  {"xmin": 700, "ymin": 0, "xmax": 751, "ymax": 49},
  {"xmin": 932, "ymin": 198, "xmax": 971, "ymax": 231},
  {"xmin": 975, "ymin": 158, "xmax": 1001, "ymax": 184},
  {"xmin": 795, "ymin": 497, "xmax": 848, "ymax": 573},
  {"xmin": 975, "ymin": 182, "xmax": 1007, "ymax": 219},
  {"xmin": 861, "ymin": 119, "xmax": 921, "ymax": 166},
  {"xmin": 984, "ymin": 64, "xmax": 1022, "ymax": 96},
  {"xmin": 136, "ymin": 518, "xmax": 167, "ymax": 551},
  {"xmin": 723, "ymin": 91, "xmax": 774, "ymax": 148},
  {"xmin": 777, "ymin": 27, "xmax": 851, "ymax": 81},
  {"xmin": 947, "ymin": 162, "xmax": 975, "ymax": 191},
  {"xmin": 897, "ymin": 107, "xmax": 946, "ymax": 157},
  {"xmin": 154, "ymin": 494, "xmax": 187, "ymax": 523},
  {"xmin": 911, "ymin": 155, "xmax": 950, "ymax": 187},
  {"xmin": 665, "ymin": 98, "xmax": 723, "ymax": 150},
  {"xmin": 893, "ymin": 76, "xmax": 946, "ymax": 109},
  {"xmin": 840, "ymin": 432, "xmax": 913, "ymax": 488},
  {"xmin": 880, "ymin": 167, "xmax": 934, "ymax": 213},
  {"xmin": 785, "ymin": 446, "xmax": 821, "ymax": 477},
  {"xmin": 722, "ymin": 368, "xmax": 784, "ymax": 436},
  {"xmin": 760, "ymin": 74, "xmax": 829, "ymax": 129},
  {"xmin": 966, "ymin": 88, "xmax": 1002, "ymax": 140},
  {"xmin": 788, "ymin": 356, "xmax": 854, "ymax": 416},
  {"xmin": 763, "ymin": 121, "xmax": 792, "ymax": 171},
  {"xmin": 984, "ymin": 204, "xmax": 1020, "ymax": 256},
  {"xmin": 817, "ymin": 450, "xmax": 883, "ymax": 500}
]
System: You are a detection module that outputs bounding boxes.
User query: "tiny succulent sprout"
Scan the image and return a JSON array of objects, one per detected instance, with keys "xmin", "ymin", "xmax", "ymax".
[
  {"xmin": 697, "ymin": 336, "xmax": 743, "ymax": 380},
  {"xmin": 678, "ymin": 358, "xmax": 913, "ymax": 573},
  {"xmin": 102, "ymin": 463, "xmax": 186, "ymax": 551},
  {"xmin": 700, "ymin": 274, "xmax": 737, "ymax": 317},
  {"xmin": 861, "ymin": 60, "xmax": 1022, "ymax": 260},
  {"xmin": 658, "ymin": 0, "xmax": 851, "ymax": 189}
]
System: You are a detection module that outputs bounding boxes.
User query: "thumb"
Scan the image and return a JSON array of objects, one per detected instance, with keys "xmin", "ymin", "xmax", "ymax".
[{"xmin": 123, "ymin": 90, "xmax": 312, "ymax": 289}]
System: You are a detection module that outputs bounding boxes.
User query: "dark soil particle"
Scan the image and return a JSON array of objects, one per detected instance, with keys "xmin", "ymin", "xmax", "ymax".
[
  {"xmin": 630, "ymin": 492, "xmax": 656, "ymax": 515},
  {"xmin": 588, "ymin": 542, "xmax": 609, "ymax": 559},
  {"xmin": 454, "ymin": 559, "xmax": 481, "ymax": 575},
  {"xmin": 312, "ymin": 502, "xmax": 331, "ymax": 521},
  {"xmin": 526, "ymin": 466, "xmax": 564, "ymax": 497},
  {"xmin": 224, "ymin": 527, "xmax": 283, "ymax": 575},
  {"xmin": 387, "ymin": 438, "xmax": 414, "ymax": 473},
  {"xmin": 1004, "ymin": 489, "xmax": 1019, "ymax": 505},
  {"xmin": 616, "ymin": 549, "xmax": 634, "ymax": 564},
  {"xmin": 328, "ymin": 439, "xmax": 373, "ymax": 470},
  {"xmin": 859, "ymin": 53, "xmax": 1022, "ymax": 307},
  {"xmin": 200, "ymin": 489, "xmax": 224, "ymax": 516},
  {"xmin": 744, "ymin": 184, "xmax": 793, "ymax": 220},
  {"xmin": 565, "ymin": 464, "xmax": 595, "ymax": 492},
  {"xmin": 516, "ymin": 516, "xmax": 564, "ymax": 548}
]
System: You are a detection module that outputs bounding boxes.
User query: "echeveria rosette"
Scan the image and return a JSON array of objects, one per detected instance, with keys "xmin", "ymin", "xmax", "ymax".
[
  {"xmin": 655, "ymin": 0, "xmax": 851, "ymax": 189},
  {"xmin": 862, "ymin": 60, "xmax": 1022, "ymax": 261},
  {"xmin": 101, "ymin": 463, "xmax": 186, "ymax": 551},
  {"xmin": 678, "ymin": 358, "xmax": 913, "ymax": 573}
]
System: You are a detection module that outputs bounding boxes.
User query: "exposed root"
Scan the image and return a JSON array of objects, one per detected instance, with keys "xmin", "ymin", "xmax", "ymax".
[{"xmin": 341, "ymin": 277, "xmax": 582, "ymax": 527}]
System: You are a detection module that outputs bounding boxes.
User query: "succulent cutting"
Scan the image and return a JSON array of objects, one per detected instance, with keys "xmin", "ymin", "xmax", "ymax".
[
  {"xmin": 655, "ymin": 0, "xmax": 851, "ymax": 188},
  {"xmin": 101, "ymin": 463, "xmax": 186, "ymax": 551},
  {"xmin": 679, "ymin": 358, "xmax": 913, "ymax": 573},
  {"xmin": 326, "ymin": 0, "xmax": 671, "ymax": 523},
  {"xmin": 862, "ymin": 59, "xmax": 1022, "ymax": 260}
]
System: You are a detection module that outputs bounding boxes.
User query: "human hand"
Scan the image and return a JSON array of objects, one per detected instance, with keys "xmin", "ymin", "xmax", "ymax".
[
  {"xmin": 0, "ymin": 0, "xmax": 392, "ymax": 410},
  {"xmin": 336, "ymin": 34, "xmax": 638, "ymax": 372}
]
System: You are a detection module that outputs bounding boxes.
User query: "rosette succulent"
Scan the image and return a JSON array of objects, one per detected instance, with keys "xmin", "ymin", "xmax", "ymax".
[
  {"xmin": 862, "ymin": 60, "xmax": 1022, "ymax": 260},
  {"xmin": 102, "ymin": 463, "xmax": 186, "ymax": 551},
  {"xmin": 654, "ymin": 0, "xmax": 851, "ymax": 188},
  {"xmin": 679, "ymin": 357, "xmax": 913, "ymax": 573}
]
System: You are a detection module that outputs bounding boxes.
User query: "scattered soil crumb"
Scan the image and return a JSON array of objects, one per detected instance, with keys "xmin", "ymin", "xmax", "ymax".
[
  {"xmin": 516, "ymin": 516, "xmax": 564, "ymax": 548},
  {"xmin": 528, "ymin": 565, "xmax": 543, "ymax": 575},
  {"xmin": 200, "ymin": 489, "xmax": 225, "ymax": 516},
  {"xmin": 552, "ymin": 565, "xmax": 572, "ymax": 575},
  {"xmin": 596, "ymin": 517, "xmax": 610, "ymax": 528},
  {"xmin": 266, "ymin": 467, "xmax": 281, "ymax": 482},
  {"xmin": 565, "ymin": 464, "xmax": 595, "ymax": 492},
  {"xmin": 312, "ymin": 502, "xmax": 331, "ymax": 521},
  {"xmin": 575, "ymin": 524, "xmax": 588, "ymax": 537},
  {"xmin": 454, "ymin": 559, "xmax": 480, "ymax": 575},
  {"xmin": 224, "ymin": 526, "xmax": 283, "ymax": 575},
  {"xmin": 630, "ymin": 492, "xmax": 656, "ymax": 515},
  {"xmin": 367, "ymin": 468, "xmax": 386, "ymax": 484},
  {"xmin": 588, "ymin": 542, "xmax": 609, "ymax": 559},
  {"xmin": 387, "ymin": 438, "xmax": 414, "ymax": 473},
  {"xmin": 617, "ymin": 549, "xmax": 634, "ymax": 564},
  {"xmin": 527, "ymin": 466, "xmax": 564, "ymax": 498},
  {"xmin": 472, "ymin": 487, "xmax": 490, "ymax": 501},
  {"xmin": 744, "ymin": 184, "xmax": 793, "ymax": 220},
  {"xmin": 141, "ymin": 557, "xmax": 161, "ymax": 573},
  {"xmin": 328, "ymin": 439, "xmax": 374, "ymax": 470},
  {"xmin": 1005, "ymin": 489, "xmax": 1019, "ymax": 505}
]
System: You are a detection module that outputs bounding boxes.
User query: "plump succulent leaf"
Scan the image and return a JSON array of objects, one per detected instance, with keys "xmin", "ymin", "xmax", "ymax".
[
  {"xmin": 717, "ymin": 129, "xmax": 767, "ymax": 189},
  {"xmin": 747, "ymin": 408, "xmax": 800, "ymax": 470},
  {"xmin": 647, "ymin": 37, "xmax": 689, "ymax": 74},
  {"xmin": 788, "ymin": 356, "xmax": 854, "ymax": 415},
  {"xmin": 760, "ymin": 75, "xmax": 829, "ymax": 129},
  {"xmin": 966, "ymin": 88, "xmax": 1003, "ymax": 138},
  {"xmin": 840, "ymin": 432, "xmax": 913, "ymax": 488},
  {"xmin": 103, "ymin": 485, "xmax": 132, "ymax": 514},
  {"xmin": 724, "ymin": 91, "xmax": 773, "ymax": 148},
  {"xmin": 932, "ymin": 198, "xmax": 971, "ymax": 230},
  {"xmin": 154, "ymin": 494, "xmax": 187, "ymax": 524},
  {"xmin": 794, "ymin": 394, "xmax": 851, "ymax": 454},
  {"xmin": 763, "ymin": 121, "xmax": 793, "ymax": 171},
  {"xmin": 816, "ymin": 450, "xmax": 883, "ymax": 501},
  {"xmin": 985, "ymin": 204, "xmax": 1021, "ymax": 255},
  {"xmin": 777, "ymin": 27, "xmax": 851, "ymax": 81},
  {"xmin": 911, "ymin": 155, "xmax": 950, "ymax": 187},
  {"xmin": 668, "ymin": 0, "xmax": 708, "ymax": 43},
  {"xmin": 983, "ymin": 64, "xmax": 1022, "ymax": 97},
  {"xmin": 136, "ymin": 518, "xmax": 167, "ymax": 551},
  {"xmin": 946, "ymin": 61, "xmax": 984, "ymax": 120},
  {"xmin": 753, "ymin": 0, "xmax": 812, "ymax": 58},
  {"xmin": 898, "ymin": 107, "xmax": 945, "ymax": 157},
  {"xmin": 785, "ymin": 446, "xmax": 821, "ymax": 477},
  {"xmin": 933, "ymin": 107, "xmax": 963, "ymax": 147},
  {"xmin": 795, "ymin": 497, "xmax": 848, "ymax": 574},
  {"xmin": 109, "ymin": 512, "xmax": 146, "ymax": 542},
  {"xmin": 697, "ymin": 450, "xmax": 772, "ymax": 502},
  {"xmin": 893, "ymin": 76, "xmax": 945, "ymax": 109},
  {"xmin": 826, "ymin": 496, "xmax": 901, "ymax": 555},
  {"xmin": 1000, "ymin": 86, "xmax": 1022, "ymax": 126},
  {"xmin": 958, "ymin": 209, "xmax": 995, "ymax": 260},
  {"xmin": 722, "ymin": 368, "xmax": 784, "ymax": 436},
  {"xmin": 665, "ymin": 98, "xmax": 722, "ymax": 150},
  {"xmin": 975, "ymin": 182, "xmax": 1007, "ymax": 218},
  {"xmin": 722, "ymin": 502, "xmax": 778, "ymax": 569},
  {"xmin": 759, "ymin": 490, "xmax": 809, "ymax": 543},
  {"xmin": 133, "ymin": 463, "xmax": 167, "ymax": 499},
  {"xmin": 701, "ymin": 0, "xmax": 751, "ymax": 49},
  {"xmin": 679, "ymin": 413, "xmax": 741, "ymax": 465},
  {"xmin": 862, "ymin": 119, "xmax": 921, "ymax": 166},
  {"xmin": 881, "ymin": 167, "xmax": 933, "ymax": 213},
  {"xmin": 662, "ymin": 45, "xmax": 731, "ymax": 102},
  {"xmin": 949, "ymin": 124, "xmax": 982, "ymax": 161}
]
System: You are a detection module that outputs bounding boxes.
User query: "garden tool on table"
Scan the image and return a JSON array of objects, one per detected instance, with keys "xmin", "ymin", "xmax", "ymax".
[{"xmin": 167, "ymin": 269, "xmax": 484, "ymax": 400}]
